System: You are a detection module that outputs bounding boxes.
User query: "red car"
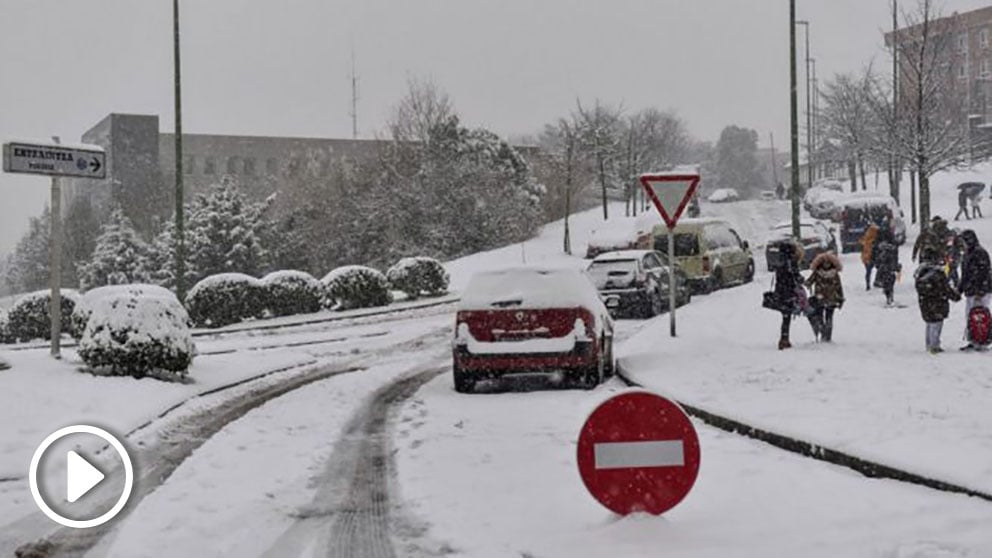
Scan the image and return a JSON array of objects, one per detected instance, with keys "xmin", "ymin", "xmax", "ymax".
[{"xmin": 452, "ymin": 267, "xmax": 615, "ymax": 393}]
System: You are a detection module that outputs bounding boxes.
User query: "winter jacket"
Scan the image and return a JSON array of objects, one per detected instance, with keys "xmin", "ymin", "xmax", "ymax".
[
  {"xmin": 959, "ymin": 231, "xmax": 992, "ymax": 296},
  {"xmin": 772, "ymin": 243, "xmax": 805, "ymax": 313},
  {"xmin": 860, "ymin": 225, "xmax": 879, "ymax": 265},
  {"xmin": 915, "ymin": 262, "xmax": 960, "ymax": 322},
  {"xmin": 912, "ymin": 220, "xmax": 949, "ymax": 263},
  {"xmin": 805, "ymin": 252, "xmax": 845, "ymax": 308},
  {"xmin": 872, "ymin": 234, "xmax": 901, "ymax": 289}
]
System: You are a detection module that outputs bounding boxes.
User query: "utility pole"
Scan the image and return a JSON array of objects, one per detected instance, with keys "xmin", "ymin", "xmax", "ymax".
[
  {"xmin": 811, "ymin": 58, "xmax": 818, "ymax": 180},
  {"xmin": 797, "ymin": 20, "xmax": 813, "ymax": 191},
  {"xmin": 173, "ymin": 0, "xmax": 186, "ymax": 301},
  {"xmin": 349, "ymin": 45, "xmax": 360, "ymax": 139},
  {"xmin": 790, "ymin": 0, "xmax": 801, "ymax": 239},
  {"xmin": 891, "ymin": 0, "xmax": 902, "ymax": 205},
  {"xmin": 769, "ymin": 132, "xmax": 779, "ymax": 189},
  {"xmin": 49, "ymin": 136, "xmax": 62, "ymax": 359}
]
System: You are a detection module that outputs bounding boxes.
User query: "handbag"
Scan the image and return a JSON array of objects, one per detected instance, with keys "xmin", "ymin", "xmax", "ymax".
[{"xmin": 762, "ymin": 277, "xmax": 791, "ymax": 313}]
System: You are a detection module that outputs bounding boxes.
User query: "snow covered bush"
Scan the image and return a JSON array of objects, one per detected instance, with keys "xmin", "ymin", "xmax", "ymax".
[
  {"xmin": 386, "ymin": 257, "xmax": 449, "ymax": 299},
  {"xmin": 261, "ymin": 270, "xmax": 323, "ymax": 317},
  {"xmin": 0, "ymin": 311, "xmax": 12, "ymax": 344},
  {"xmin": 72, "ymin": 284, "xmax": 176, "ymax": 340},
  {"xmin": 5, "ymin": 289, "xmax": 80, "ymax": 342},
  {"xmin": 321, "ymin": 266, "xmax": 392, "ymax": 310},
  {"xmin": 78, "ymin": 293, "xmax": 195, "ymax": 379},
  {"xmin": 185, "ymin": 273, "xmax": 265, "ymax": 328}
]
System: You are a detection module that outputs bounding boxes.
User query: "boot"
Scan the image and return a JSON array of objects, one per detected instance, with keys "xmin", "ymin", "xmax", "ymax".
[{"xmin": 778, "ymin": 336, "xmax": 792, "ymax": 350}]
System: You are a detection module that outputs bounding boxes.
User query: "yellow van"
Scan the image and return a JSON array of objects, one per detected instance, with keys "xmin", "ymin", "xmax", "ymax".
[{"xmin": 646, "ymin": 218, "xmax": 755, "ymax": 294}]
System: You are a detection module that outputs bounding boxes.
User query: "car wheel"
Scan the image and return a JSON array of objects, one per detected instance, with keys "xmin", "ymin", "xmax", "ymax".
[
  {"xmin": 602, "ymin": 335, "xmax": 615, "ymax": 378},
  {"xmin": 744, "ymin": 260, "xmax": 755, "ymax": 284},
  {"xmin": 650, "ymin": 288, "xmax": 664, "ymax": 316},
  {"xmin": 453, "ymin": 364, "xmax": 475, "ymax": 393},
  {"xmin": 580, "ymin": 353, "xmax": 605, "ymax": 390},
  {"xmin": 711, "ymin": 268, "xmax": 724, "ymax": 291}
]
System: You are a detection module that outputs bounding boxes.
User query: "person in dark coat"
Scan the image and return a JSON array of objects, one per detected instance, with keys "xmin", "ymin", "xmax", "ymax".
[
  {"xmin": 958, "ymin": 229, "xmax": 992, "ymax": 349},
  {"xmin": 912, "ymin": 216, "xmax": 949, "ymax": 264},
  {"xmin": 955, "ymin": 189, "xmax": 971, "ymax": 221},
  {"xmin": 872, "ymin": 225, "xmax": 901, "ymax": 305},
  {"xmin": 772, "ymin": 241, "xmax": 819, "ymax": 349},
  {"xmin": 915, "ymin": 261, "xmax": 960, "ymax": 353},
  {"xmin": 805, "ymin": 252, "xmax": 844, "ymax": 342}
]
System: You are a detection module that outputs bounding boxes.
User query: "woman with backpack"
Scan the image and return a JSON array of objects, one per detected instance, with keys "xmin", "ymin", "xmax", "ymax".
[
  {"xmin": 768, "ymin": 241, "xmax": 820, "ymax": 349},
  {"xmin": 872, "ymin": 225, "xmax": 901, "ymax": 306},
  {"xmin": 914, "ymin": 261, "xmax": 961, "ymax": 354},
  {"xmin": 805, "ymin": 252, "xmax": 844, "ymax": 342},
  {"xmin": 958, "ymin": 229, "xmax": 992, "ymax": 350}
]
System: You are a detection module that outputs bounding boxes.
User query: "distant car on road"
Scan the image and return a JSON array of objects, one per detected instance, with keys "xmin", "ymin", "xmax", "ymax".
[
  {"xmin": 452, "ymin": 267, "xmax": 614, "ymax": 393},
  {"xmin": 586, "ymin": 250, "xmax": 691, "ymax": 319},
  {"xmin": 650, "ymin": 218, "xmax": 755, "ymax": 294},
  {"xmin": 838, "ymin": 194, "xmax": 907, "ymax": 253},
  {"xmin": 707, "ymin": 188, "xmax": 740, "ymax": 203},
  {"xmin": 760, "ymin": 190, "xmax": 778, "ymax": 201},
  {"xmin": 764, "ymin": 220, "xmax": 838, "ymax": 271}
]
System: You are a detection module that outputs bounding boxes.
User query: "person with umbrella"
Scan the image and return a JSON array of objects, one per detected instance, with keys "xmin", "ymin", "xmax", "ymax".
[{"xmin": 956, "ymin": 182, "xmax": 985, "ymax": 220}]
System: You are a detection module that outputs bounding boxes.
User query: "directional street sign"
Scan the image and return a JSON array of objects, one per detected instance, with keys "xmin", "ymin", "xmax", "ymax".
[
  {"xmin": 639, "ymin": 173, "xmax": 700, "ymax": 230},
  {"xmin": 577, "ymin": 390, "xmax": 701, "ymax": 516},
  {"xmin": 3, "ymin": 141, "xmax": 106, "ymax": 179}
]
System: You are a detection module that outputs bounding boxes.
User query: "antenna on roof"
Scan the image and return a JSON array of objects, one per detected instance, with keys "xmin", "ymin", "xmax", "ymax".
[{"xmin": 349, "ymin": 41, "xmax": 360, "ymax": 139}]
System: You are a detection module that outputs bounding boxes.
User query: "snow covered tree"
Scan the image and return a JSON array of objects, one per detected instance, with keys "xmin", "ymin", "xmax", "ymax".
[
  {"xmin": 142, "ymin": 219, "xmax": 195, "ymax": 291},
  {"xmin": 714, "ymin": 125, "xmax": 762, "ymax": 195},
  {"xmin": 78, "ymin": 207, "xmax": 151, "ymax": 291},
  {"xmin": 538, "ymin": 116, "xmax": 592, "ymax": 254},
  {"xmin": 576, "ymin": 99, "xmax": 623, "ymax": 220},
  {"xmin": 621, "ymin": 108, "xmax": 690, "ymax": 216},
  {"xmin": 185, "ymin": 177, "xmax": 270, "ymax": 282},
  {"xmin": 4, "ymin": 206, "xmax": 52, "ymax": 294},
  {"xmin": 820, "ymin": 71, "xmax": 878, "ymax": 192}
]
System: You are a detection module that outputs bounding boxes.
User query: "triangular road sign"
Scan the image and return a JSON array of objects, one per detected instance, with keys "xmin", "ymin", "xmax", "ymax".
[{"xmin": 639, "ymin": 173, "xmax": 700, "ymax": 230}]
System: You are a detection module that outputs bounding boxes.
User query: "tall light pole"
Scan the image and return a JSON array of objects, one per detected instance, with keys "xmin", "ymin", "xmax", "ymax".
[
  {"xmin": 790, "ymin": 1, "xmax": 801, "ymax": 239},
  {"xmin": 811, "ymin": 57, "xmax": 817, "ymax": 180},
  {"xmin": 173, "ymin": 0, "xmax": 186, "ymax": 300},
  {"xmin": 796, "ymin": 20, "xmax": 813, "ymax": 191}
]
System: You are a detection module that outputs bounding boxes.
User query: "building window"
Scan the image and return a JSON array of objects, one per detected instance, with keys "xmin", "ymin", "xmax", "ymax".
[
  {"xmin": 266, "ymin": 158, "xmax": 278, "ymax": 175},
  {"xmin": 982, "ymin": 28, "xmax": 990, "ymax": 48},
  {"xmin": 960, "ymin": 63, "xmax": 969, "ymax": 79},
  {"xmin": 243, "ymin": 157, "xmax": 256, "ymax": 176},
  {"xmin": 983, "ymin": 59, "xmax": 991, "ymax": 78},
  {"xmin": 226, "ymin": 157, "xmax": 239, "ymax": 175},
  {"xmin": 184, "ymin": 156, "xmax": 195, "ymax": 175},
  {"xmin": 959, "ymin": 34, "xmax": 969, "ymax": 52},
  {"xmin": 204, "ymin": 157, "xmax": 216, "ymax": 175}
]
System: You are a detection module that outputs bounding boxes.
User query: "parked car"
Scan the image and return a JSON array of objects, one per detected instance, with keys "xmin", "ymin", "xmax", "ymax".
[
  {"xmin": 838, "ymin": 194, "xmax": 907, "ymax": 253},
  {"xmin": 452, "ymin": 267, "xmax": 614, "ymax": 393},
  {"xmin": 586, "ymin": 250, "xmax": 691, "ymax": 319},
  {"xmin": 650, "ymin": 218, "xmax": 755, "ymax": 294},
  {"xmin": 707, "ymin": 188, "xmax": 739, "ymax": 203},
  {"xmin": 760, "ymin": 190, "xmax": 778, "ymax": 201},
  {"xmin": 585, "ymin": 226, "xmax": 638, "ymax": 259},
  {"xmin": 764, "ymin": 220, "xmax": 838, "ymax": 271},
  {"xmin": 803, "ymin": 186, "xmax": 846, "ymax": 221}
]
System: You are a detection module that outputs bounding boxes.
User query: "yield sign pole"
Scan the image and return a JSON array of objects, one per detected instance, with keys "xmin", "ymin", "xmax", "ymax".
[{"xmin": 638, "ymin": 173, "xmax": 701, "ymax": 337}]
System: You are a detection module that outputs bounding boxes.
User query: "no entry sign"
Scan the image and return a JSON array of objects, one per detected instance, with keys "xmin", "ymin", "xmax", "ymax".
[{"xmin": 577, "ymin": 391, "xmax": 701, "ymax": 516}]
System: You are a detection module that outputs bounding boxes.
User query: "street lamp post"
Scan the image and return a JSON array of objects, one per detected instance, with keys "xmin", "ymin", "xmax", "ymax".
[
  {"xmin": 790, "ymin": 1, "xmax": 801, "ymax": 239},
  {"xmin": 173, "ymin": 0, "xmax": 186, "ymax": 300},
  {"xmin": 811, "ymin": 57, "xmax": 817, "ymax": 180},
  {"xmin": 796, "ymin": 20, "xmax": 813, "ymax": 191}
]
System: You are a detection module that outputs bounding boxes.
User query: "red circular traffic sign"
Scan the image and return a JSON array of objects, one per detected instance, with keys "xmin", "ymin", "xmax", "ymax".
[{"xmin": 577, "ymin": 390, "xmax": 701, "ymax": 516}]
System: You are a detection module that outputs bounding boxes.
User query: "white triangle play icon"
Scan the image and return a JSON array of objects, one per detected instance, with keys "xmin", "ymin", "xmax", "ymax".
[{"xmin": 66, "ymin": 451, "xmax": 105, "ymax": 503}]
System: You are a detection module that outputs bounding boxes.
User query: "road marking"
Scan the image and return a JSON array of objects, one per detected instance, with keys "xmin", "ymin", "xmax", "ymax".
[{"xmin": 594, "ymin": 440, "xmax": 685, "ymax": 469}]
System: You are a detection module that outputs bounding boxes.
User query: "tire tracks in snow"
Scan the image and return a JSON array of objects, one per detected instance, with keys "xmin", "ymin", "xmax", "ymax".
[{"xmin": 261, "ymin": 365, "xmax": 447, "ymax": 558}]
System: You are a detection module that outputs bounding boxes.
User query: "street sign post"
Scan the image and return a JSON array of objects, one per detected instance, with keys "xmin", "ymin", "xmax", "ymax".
[
  {"xmin": 577, "ymin": 390, "xmax": 701, "ymax": 516},
  {"xmin": 638, "ymin": 173, "xmax": 700, "ymax": 337},
  {"xmin": 3, "ymin": 141, "xmax": 105, "ymax": 179},
  {"xmin": 3, "ymin": 139, "xmax": 104, "ymax": 358}
]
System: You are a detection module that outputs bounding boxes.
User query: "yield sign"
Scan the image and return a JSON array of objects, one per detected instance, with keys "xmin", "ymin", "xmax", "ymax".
[
  {"xmin": 577, "ymin": 391, "xmax": 701, "ymax": 516},
  {"xmin": 639, "ymin": 173, "xmax": 700, "ymax": 229}
]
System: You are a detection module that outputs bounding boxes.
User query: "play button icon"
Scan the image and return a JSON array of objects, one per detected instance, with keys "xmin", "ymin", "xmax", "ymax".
[
  {"xmin": 30, "ymin": 425, "xmax": 134, "ymax": 529},
  {"xmin": 66, "ymin": 450, "xmax": 106, "ymax": 503}
]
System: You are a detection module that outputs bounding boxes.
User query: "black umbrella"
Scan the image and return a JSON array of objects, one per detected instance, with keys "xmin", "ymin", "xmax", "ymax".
[{"xmin": 957, "ymin": 182, "xmax": 986, "ymax": 196}]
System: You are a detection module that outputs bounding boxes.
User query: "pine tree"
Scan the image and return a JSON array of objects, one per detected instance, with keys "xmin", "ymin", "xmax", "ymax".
[
  {"xmin": 186, "ymin": 178, "xmax": 269, "ymax": 282},
  {"xmin": 4, "ymin": 206, "xmax": 52, "ymax": 293},
  {"xmin": 142, "ymin": 219, "xmax": 195, "ymax": 291},
  {"xmin": 78, "ymin": 207, "xmax": 151, "ymax": 291}
]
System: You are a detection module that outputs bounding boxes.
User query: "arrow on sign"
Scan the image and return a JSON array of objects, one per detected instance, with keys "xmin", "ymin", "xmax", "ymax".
[
  {"xmin": 90, "ymin": 158, "xmax": 101, "ymax": 173},
  {"xmin": 639, "ymin": 173, "xmax": 700, "ymax": 229}
]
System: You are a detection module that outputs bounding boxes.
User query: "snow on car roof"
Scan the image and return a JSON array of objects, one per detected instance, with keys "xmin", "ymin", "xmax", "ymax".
[
  {"xmin": 591, "ymin": 249, "xmax": 654, "ymax": 261},
  {"xmin": 839, "ymin": 194, "xmax": 896, "ymax": 208},
  {"xmin": 458, "ymin": 267, "xmax": 606, "ymax": 314}
]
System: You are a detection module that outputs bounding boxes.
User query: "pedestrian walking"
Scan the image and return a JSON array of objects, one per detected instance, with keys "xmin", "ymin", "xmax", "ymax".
[
  {"xmin": 914, "ymin": 261, "xmax": 960, "ymax": 354},
  {"xmin": 958, "ymin": 229, "xmax": 992, "ymax": 350},
  {"xmin": 912, "ymin": 216, "xmax": 949, "ymax": 264},
  {"xmin": 955, "ymin": 188, "xmax": 971, "ymax": 221},
  {"xmin": 805, "ymin": 252, "xmax": 844, "ymax": 342},
  {"xmin": 872, "ymin": 225, "xmax": 901, "ymax": 306},
  {"xmin": 970, "ymin": 192, "xmax": 983, "ymax": 219},
  {"xmin": 765, "ymin": 240, "xmax": 820, "ymax": 350},
  {"xmin": 946, "ymin": 228, "xmax": 964, "ymax": 286},
  {"xmin": 860, "ymin": 223, "xmax": 880, "ymax": 291}
]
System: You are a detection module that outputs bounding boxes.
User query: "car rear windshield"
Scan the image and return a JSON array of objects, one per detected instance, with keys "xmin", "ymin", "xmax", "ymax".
[
  {"xmin": 587, "ymin": 260, "xmax": 638, "ymax": 286},
  {"xmin": 846, "ymin": 205, "xmax": 890, "ymax": 225},
  {"xmin": 655, "ymin": 234, "xmax": 700, "ymax": 256}
]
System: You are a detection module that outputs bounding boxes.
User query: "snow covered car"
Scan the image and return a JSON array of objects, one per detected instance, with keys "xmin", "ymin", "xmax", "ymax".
[
  {"xmin": 452, "ymin": 267, "xmax": 614, "ymax": 392},
  {"xmin": 586, "ymin": 250, "xmax": 691, "ymax": 318},
  {"xmin": 838, "ymin": 194, "xmax": 907, "ymax": 253},
  {"xmin": 803, "ymin": 186, "xmax": 846, "ymax": 221},
  {"xmin": 707, "ymin": 188, "xmax": 740, "ymax": 203},
  {"xmin": 650, "ymin": 218, "xmax": 755, "ymax": 294},
  {"xmin": 585, "ymin": 226, "xmax": 639, "ymax": 259},
  {"xmin": 764, "ymin": 221, "xmax": 838, "ymax": 270},
  {"xmin": 760, "ymin": 190, "xmax": 777, "ymax": 201}
]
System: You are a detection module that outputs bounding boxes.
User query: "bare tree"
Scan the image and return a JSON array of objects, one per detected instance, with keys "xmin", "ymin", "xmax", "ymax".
[
  {"xmin": 388, "ymin": 76, "xmax": 455, "ymax": 143},
  {"xmin": 820, "ymin": 70, "xmax": 876, "ymax": 192},
  {"xmin": 538, "ymin": 118, "xmax": 590, "ymax": 254},
  {"xmin": 575, "ymin": 99, "xmax": 623, "ymax": 220},
  {"xmin": 875, "ymin": 0, "xmax": 970, "ymax": 227},
  {"xmin": 621, "ymin": 108, "xmax": 690, "ymax": 216}
]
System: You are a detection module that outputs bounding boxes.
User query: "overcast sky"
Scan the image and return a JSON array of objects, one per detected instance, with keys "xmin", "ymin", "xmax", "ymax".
[{"xmin": 2, "ymin": 0, "xmax": 990, "ymax": 254}]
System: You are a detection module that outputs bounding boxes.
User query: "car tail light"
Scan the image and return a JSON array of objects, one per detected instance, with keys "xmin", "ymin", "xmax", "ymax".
[
  {"xmin": 632, "ymin": 271, "xmax": 647, "ymax": 287},
  {"xmin": 702, "ymin": 255, "xmax": 711, "ymax": 274}
]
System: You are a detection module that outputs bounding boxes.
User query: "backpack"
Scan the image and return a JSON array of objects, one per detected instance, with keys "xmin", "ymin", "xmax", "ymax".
[
  {"xmin": 874, "ymin": 241, "xmax": 897, "ymax": 267},
  {"xmin": 968, "ymin": 305, "xmax": 992, "ymax": 346}
]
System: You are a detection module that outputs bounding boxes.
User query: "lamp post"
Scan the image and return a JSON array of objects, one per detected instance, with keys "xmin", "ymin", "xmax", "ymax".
[
  {"xmin": 789, "ymin": 1, "xmax": 801, "ymax": 239},
  {"xmin": 811, "ymin": 57, "xmax": 817, "ymax": 180},
  {"xmin": 796, "ymin": 20, "xmax": 813, "ymax": 191},
  {"xmin": 173, "ymin": 0, "xmax": 186, "ymax": 300}
]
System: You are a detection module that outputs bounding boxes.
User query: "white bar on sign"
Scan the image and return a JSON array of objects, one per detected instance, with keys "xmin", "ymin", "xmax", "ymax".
[{"xmin": 594, "ymin": 440, "xmax": 685, "ymax": 469}]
